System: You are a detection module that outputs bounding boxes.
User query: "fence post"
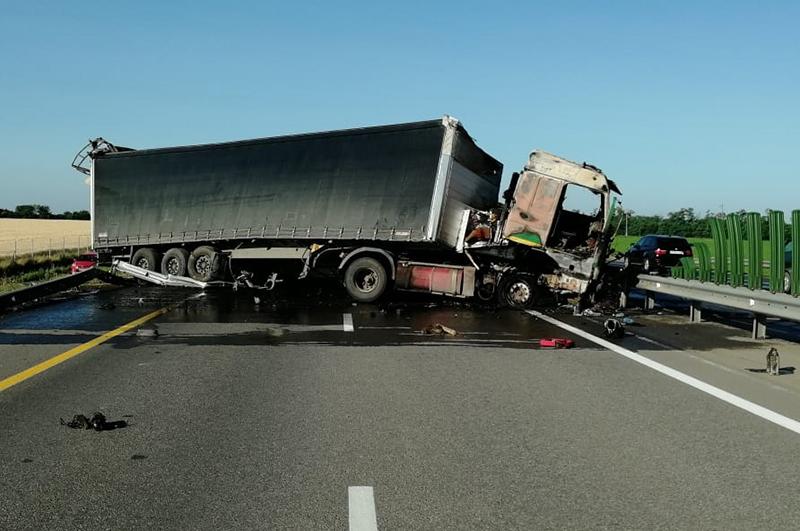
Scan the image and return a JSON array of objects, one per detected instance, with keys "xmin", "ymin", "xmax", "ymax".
[
  {"xmin": 30, "ymin": 238, "xmax": 34, "ymax": 258},
  {"xmin": 48, "ymin": 238, "xmax": 52, "ymax": 260},
  {"xmin": 13, "ymin": 239, "xmax": 16, "ymax": 261},
  {"xmin": 62, "ymin": 236, "xmax": 66, "ymax": 255}
]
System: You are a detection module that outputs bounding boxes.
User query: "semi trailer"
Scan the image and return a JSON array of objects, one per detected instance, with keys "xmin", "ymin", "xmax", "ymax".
[{"xmin": 72, "ymin": 116, "xmax": 621, "ymax": 308}]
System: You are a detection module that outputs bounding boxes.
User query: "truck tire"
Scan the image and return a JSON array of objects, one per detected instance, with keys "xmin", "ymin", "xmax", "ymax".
[
  {"xmin": 161, "ymin": 248, "xmax": 190, "ymax": 276},
  {"xmin": 188, "ymin": 245, "xmax": 221, "ymax": 282},
  {"xmin": 343, "ymin": 257, "xmax": 388, "ymax": 303},
  {"xmin": 131, "ymin": 247, "xmax": 160, "ymax": 272},
  {"xmin": 499, "ymin": 274, "xmax": 537, "ymax": 309}
]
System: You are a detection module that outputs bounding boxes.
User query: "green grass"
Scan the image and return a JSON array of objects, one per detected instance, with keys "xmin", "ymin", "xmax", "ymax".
[{"xmin": 0, "ymin": 249, "xmax": 81, "ymax": 293}]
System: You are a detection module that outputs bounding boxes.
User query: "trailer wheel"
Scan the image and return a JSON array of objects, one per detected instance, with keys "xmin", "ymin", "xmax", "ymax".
[
  {"xmin": 343, "ymin": 257, "xmax": 388, "ymax": 303},
  {"xmin": 188, "ymin": 246, "xmax": 222, "ymax": 282},
  {"xmin": 161, "ymin": 248, "xmax": 190, "ymax": 276},
  {"xmin": 131, "ymin": 247, "xmax": 160, "ymax": 272},
  {"xmin": 499, "ymin": 274, "xmax": 537, "ymax": 309}
]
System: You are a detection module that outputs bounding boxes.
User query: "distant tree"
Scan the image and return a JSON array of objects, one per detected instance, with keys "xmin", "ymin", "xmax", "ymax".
[
  {"xmin": 70, "ymin": 210, "xmax": 90, "ymax": 220},
  {"xmin": 14, "ymin": 204, "xmax": 37, "ymax": 218},
  {"xmin": 34, "ymin": 204, "xmax": 52, "ymax": 219}
]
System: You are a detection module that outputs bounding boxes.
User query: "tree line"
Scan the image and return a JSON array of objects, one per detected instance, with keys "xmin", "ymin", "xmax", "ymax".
[
  {"xmin": 616, "ymin": 207, "xmax": 792, "ymax": 241},
  {"xmin": 0, "ymin": 204, "xmax": 90, "ymax": 220}
]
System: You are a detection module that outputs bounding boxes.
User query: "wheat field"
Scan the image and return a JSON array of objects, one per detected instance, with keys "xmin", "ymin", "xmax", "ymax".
[{"xmin": 0, "ymin": 219, "xmax": 91, "ymax": 257}]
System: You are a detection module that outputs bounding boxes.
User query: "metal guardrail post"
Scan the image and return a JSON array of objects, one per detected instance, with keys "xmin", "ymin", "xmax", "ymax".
[
  {"xmin": 689, "ymin": 302, "xmax": 703, "ymax": 323},
  {"xmin": 752, "ymin": 314, "xmax": 767, "ymax": 340},
  {"xmin": 768, "ymin": 210, "xmax": 784, "ymax": 293}
]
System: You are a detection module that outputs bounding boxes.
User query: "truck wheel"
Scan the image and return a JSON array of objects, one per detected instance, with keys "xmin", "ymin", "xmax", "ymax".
[
  {"xmin": 499, "ymin": 275, "xmax": 536, "ymax": 309},
  {"xmin": 188, "ymin": 246, "xmax": 221, "ymax": 282},
  {"xmin": 161, "ymin": 248, "xmax": 190, "ymax": 276},
  {"xmin": 343, "ymin": 257, "xmax": 388, "ymax": 303},
  {"xmin": 131, "ymin": 247, "xmax": 160, "ymax": 272}
]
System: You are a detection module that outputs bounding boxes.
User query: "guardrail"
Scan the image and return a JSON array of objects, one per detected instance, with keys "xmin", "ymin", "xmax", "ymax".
[
  {"xmin": 0, "ymin": 268, "xmax": 100, "ymax": 311},
  {"xmin": 629, "ymin": 274, "xmax": 800, "ymax": 339}
]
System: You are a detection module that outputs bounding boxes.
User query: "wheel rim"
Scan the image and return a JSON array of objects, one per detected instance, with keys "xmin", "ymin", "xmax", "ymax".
[
  {"xmin": 507, "ymin": 281, "xmax": 531, "ymax": 306},
  {"xmin": 136, "ymin": 257, "xmax": 150, "ymax": 270},
  {"xmin": 785, "ymin": 272, "xmax": 791, "ymax": 293},
  {"xmin": 195, "ymin": 255, "xmax": 211, "ymax": 275},
  {"xmin": 167, "ymin": 257, "xmax": 181, "ymax": 275},
  {"xmin": 353, "ymin": 268, "xmax": 378, "ymax": 293}
]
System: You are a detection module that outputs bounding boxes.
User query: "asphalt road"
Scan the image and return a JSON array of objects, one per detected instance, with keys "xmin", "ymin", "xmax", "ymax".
[{"xmin": 1, "ymin": 286, "xmax": 800, "ymax": 529}]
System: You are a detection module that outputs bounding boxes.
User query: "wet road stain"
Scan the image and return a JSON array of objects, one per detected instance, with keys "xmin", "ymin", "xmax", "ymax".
[{"xmin": 130, "ymin": 454, "xmax": 148, "ymax": 460}]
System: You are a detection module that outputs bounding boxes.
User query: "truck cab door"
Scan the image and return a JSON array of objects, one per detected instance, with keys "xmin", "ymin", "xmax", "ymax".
[{"xmin": 501, "ymin": 172, "xmax": 563, "ymax": 247}]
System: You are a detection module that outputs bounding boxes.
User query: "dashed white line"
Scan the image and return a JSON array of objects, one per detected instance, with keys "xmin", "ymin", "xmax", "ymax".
[
  {"xmin": 527, "ymin": 309, "xmax": 800, "ymax": 436},
  {"xmin": 343, "ymin": 313, "xmax": 354, "ymax": 332},
  {"xmin": 348, "ymin": 486, "xmax": 378, "ymax": 531}
]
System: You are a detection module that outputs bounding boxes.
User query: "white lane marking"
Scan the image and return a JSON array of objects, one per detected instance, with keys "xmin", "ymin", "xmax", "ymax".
[
  {"xmin": 348, "ymin": 486, "xmax": 378, "ymax": 531},
  {"xmin": 343, "ymin": 313, "xmax": 354, "ymax": 332},
  {"xmin": 527, "ymin": 310, "xmax": 800, "ymax": 435}
]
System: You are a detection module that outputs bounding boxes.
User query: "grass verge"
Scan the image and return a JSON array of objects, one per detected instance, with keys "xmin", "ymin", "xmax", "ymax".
[{"xmin": 0, "ymin": 249, "xmax": 81, "ymax": 293}]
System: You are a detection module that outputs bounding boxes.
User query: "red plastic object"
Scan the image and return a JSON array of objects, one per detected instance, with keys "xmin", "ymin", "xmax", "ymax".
[{"xmin": 539, "ymin": 338, "xmax": 575, "ymax": 349}]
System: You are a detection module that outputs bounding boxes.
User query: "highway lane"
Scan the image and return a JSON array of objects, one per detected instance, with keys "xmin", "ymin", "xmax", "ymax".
[{"xmin": 2, "ymin": 287, "xmax": 800, "ymax": 529}]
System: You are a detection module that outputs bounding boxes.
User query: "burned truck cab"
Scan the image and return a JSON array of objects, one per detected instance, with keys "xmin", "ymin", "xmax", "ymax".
[{"xmin": 500, "ymin": 151, "xmax": 621, "ymax": 299}]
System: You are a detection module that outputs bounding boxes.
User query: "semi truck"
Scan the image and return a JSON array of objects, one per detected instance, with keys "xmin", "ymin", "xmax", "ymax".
[{"xmin": 72, "ymin": 116, "xmax": 621, "ymax": 308}]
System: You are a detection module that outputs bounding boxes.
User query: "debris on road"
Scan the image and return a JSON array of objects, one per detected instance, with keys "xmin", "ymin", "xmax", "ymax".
[
  {"xmin": 539, "ymin": 338, "xmax": 575, "ymax": 349},
  {"xmin": 767, "ymin": 347, "xmax": 780, "ymax": 376},
  {"xmin": 422, "ymin": 323, "xmax": 457, "ymax": 336},
  {"xmin": 60, "ymin": 412, "xmax": 128, "ymax": 431},
  {"xmin": 136, "ymin": 327, "xmax": 158, "ymax": 338},
  {"xmin": 603, "ymin": 318, "xmax": 625, "ymax": 339}
]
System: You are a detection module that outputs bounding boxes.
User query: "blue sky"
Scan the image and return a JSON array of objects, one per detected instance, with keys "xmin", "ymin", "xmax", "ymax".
[{"xmin": 1, "ymin": 1, "xmax": 797, "ymax": 216}]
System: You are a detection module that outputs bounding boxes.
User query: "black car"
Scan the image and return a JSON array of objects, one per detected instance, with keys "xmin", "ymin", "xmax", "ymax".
[{"xmin": 624, "ymin": 235, "xmax": 692, "ymax": 273}]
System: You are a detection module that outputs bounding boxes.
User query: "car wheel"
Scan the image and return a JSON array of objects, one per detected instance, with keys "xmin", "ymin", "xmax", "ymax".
[
  {"xmin": 131, "ymin": 247, "xmax": 160, "ymax": 272},
  {"xmin": 643, "ymin": 257, "xmax": 652, "ymax": 273},
  {"xmin": 785, "ymin": 270, "xmax": 792, "ymax": 294},
  {"xmin": 343, "ymin": 257, "xmax": 388, "ymax": 303}
]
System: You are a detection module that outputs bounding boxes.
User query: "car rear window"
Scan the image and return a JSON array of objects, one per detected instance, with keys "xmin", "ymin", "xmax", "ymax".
[
  {"xmin": 77, "ymin": 254, "xmax": 97, "ymax": 261},
  {"xmin": 656, "ymin": 237, "xmax": 690, "ymax": 250}
]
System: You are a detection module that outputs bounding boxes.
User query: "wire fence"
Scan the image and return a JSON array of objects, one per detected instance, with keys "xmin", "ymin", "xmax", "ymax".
[{"xmin": 0, "ymin": 235, "xmax": 92, "ymax": 260}]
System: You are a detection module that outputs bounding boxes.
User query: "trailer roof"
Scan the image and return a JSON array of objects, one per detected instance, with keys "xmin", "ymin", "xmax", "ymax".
[{"xmin": 97, "ymin": 116, "xmax": 491, "ymax": 160}]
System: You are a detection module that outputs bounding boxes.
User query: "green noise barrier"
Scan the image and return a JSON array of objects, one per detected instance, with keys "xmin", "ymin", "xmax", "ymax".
[
  {"xmin": 792, "ymin": 210, "xmax": 800, "ymax": 296},
  {"xmin": 709, "ymin": 218, "xmax": 728, "ymax": 284},
  {"xmin": 768, "ymin": 210, "xmax": 785, "ymax": 293},
  {"xmin": 726, "ymin": 214, "xmax": 744, "ymax": 288},
  {"xmin": 693, "ymin": 242, "xmax": 711, "ymax": 282},
  {"xmin": 746, "ymin": 212, "xmax": 763, "ymax": 290}
]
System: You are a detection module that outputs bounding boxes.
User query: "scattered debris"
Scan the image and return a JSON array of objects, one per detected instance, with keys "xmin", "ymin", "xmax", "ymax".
[
  {"xmin": 581, "ymin": 309, "xmax": 601, "ymax": 317},
  {"xmin": 622, "ymin": 317, "xmax": 635, "ymax": 326},
  {"xmin": 137, "ymin": 327, "xmax": 158, "ymax": 338},
  {"xmin": 603, "ymin": 318, "xmax": 625, "ymax": 339},
  {"xmin": 539, "ymin": 338, "xmax": 575, "ymax": 349},
  {"xmin": 21, "ymin": 458, "xmax": 33, "ymax": 463},
  {"xmin": 60, "ymin": 412, "xmax": 128, "ymax": 431},
  {"xmin": 131, "ymin": 454, "xmax": 148, "ymax": 460},
  {"xmin": 422, "ymin": 323, "xmax": 457, "ymax": 336},
  {"xmin": 767, "ymin": 347, "xmax": 780, "ymax": 376}
]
